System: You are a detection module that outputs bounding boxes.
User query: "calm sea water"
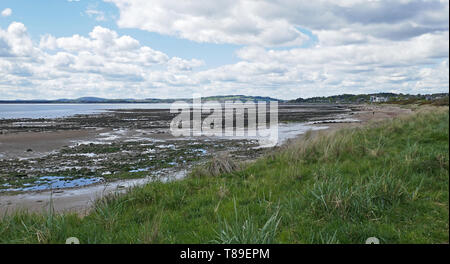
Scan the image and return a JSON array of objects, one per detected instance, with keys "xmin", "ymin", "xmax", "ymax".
[{"xmin": 0, "ymin": 104, "xmax": 173, "ymax": 119}]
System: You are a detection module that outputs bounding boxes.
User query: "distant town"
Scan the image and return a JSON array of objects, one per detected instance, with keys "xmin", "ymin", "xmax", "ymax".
[{"xmin": 291, "ymin": 92, "xmax": 449, "ymax": 105}]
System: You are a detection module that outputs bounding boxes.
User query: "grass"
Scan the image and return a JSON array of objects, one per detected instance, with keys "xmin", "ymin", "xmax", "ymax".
[
  {"xmin": 0, "ymin": 106, "xmax": 448, "ymax": 244},
  {"xmin": 191, "ymin": 152, "xmax": 241, "ymax": 177}
]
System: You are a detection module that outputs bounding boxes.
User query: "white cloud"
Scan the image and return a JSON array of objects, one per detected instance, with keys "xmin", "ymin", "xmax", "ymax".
[
  {"xmin": 0, "ymin": 22, "xmax": 36, "ymax": 57},
  {"xmin": 1, "ymin": 23, "xmax": 210, "ymax": 99},
  {"xmin": 236, "ymin": 32, "xmax": 449, "ymax": 68},
  {"xmin": 85, "ymin": 4, "xmax": 107, "ymax": 21},
  {"xmin": 105, "ymin": 0, "xmax": 449, "ymax": 46},
  {"xmin": 1, "ymin": 20, "xmax": 449, "ymax": 99},
  {"xmin": 1, "ymin": 8, "xmax": 12, "ymax": 17},
  {"xmin": 104, "ymin": 0, "xmax": 309, "ymax": 46},
  {"xmin": 226, "ymin": 31, "xmax": 449, "ymax": 97},
  {"xmin": 85, "ymin": 9, "xmax": 106, "ymax": 22},
  {"xmin": 1, "ymin": 1, "xmax": 449, "ymax": 99}
]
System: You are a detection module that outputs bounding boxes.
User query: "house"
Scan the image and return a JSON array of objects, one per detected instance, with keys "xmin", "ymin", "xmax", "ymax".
[{"xmin": 370, "ymin": 96, "xmax": 388, "ymax": 103}]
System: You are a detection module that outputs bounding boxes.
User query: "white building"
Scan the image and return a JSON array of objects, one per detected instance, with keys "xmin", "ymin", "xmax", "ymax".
[{"xmin": 370, "ymin": 96, "xmax": 388, "ymax": 103}]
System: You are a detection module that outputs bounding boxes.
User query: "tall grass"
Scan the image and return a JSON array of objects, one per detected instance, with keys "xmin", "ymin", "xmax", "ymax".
[
  {"xmin": 191, "ymin": 152, "xmax": 241, "ymax": 177},
  {"xmin": 213, "ymin": 199, "xmax": 281, "ymax": 244}
]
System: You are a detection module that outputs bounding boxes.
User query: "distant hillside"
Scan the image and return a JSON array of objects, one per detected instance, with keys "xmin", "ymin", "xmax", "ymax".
[
  {"xmin": 290, "ymin": 92, "xmax": 449, "ymax": 104},
  {"xmin": 145, "ymin": 95, "xmax": 283, "ymax": 103},
  {"xmin": 0, "ymin": 95, "xmax": 283, "ymax": 104},
  {"xmin": 73, "ymin": 97, "xmax": 109, "ymax": 102},
  {"xmin": 195, "ymin": 95, "xmax": 283, "ymax": 102}
]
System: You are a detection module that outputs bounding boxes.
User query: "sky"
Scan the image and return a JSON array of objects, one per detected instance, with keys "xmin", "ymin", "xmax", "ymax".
[{"xmin": 0, "ymin": 0, "xmax": 449, "ymax": 100}]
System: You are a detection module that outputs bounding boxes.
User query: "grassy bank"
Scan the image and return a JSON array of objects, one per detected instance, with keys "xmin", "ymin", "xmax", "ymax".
[{"xmin": 1, "ymin": 107, "xmax": 448, "ymax": 244}]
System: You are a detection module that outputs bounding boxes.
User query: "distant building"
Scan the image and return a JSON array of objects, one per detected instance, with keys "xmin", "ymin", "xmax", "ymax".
[{"xmin": 370, "ymin": 96, "xmax": 388, "ymax": 103}]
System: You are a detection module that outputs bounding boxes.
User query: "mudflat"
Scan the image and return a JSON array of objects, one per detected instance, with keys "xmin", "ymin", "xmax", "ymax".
[{"xmin": 0, "ymin": 129, "xmax": 105, "ymax": 159}]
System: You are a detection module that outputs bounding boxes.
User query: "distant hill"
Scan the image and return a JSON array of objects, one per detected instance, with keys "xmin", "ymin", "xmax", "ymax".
[
  {"xmin": 2, "ymin": 93, "xmax": 447, "ymax": 104},
  {"xmin": 145, "ymin": 95, "xmax": 283, "ymax": 103},
  {"xmin": 200, "ymin": 95, "xmax": 283, "ymax": 102},
  {"xmin": 72, "ymin": 97, "xmax": 109, "ymax": 102},
  {"xmin": 0, "ymin": 95, "xmax": 283, "ymax": 104},
  {"xmin": 290, "ymin": 92, "xmax": 449, "ymax": 104}
]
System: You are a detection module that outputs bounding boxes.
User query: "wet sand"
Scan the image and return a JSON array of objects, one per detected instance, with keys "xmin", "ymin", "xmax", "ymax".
[{"xmin": 0, "ymin": 129, "xmax": 107, "ymax": 159}]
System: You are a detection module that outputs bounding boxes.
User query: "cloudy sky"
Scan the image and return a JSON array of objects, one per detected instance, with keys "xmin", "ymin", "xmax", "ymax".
[{"xmin": 0, "ymin": 0, "xmax": 448, "ymax": 100}]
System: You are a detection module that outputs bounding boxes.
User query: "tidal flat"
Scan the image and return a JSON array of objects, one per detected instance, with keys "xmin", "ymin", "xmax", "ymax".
[{"xmin": 0, "ymin": 103, "xmax": 365, "ymax": 212}]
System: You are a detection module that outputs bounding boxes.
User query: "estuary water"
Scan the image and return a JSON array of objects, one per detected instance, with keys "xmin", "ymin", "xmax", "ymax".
[{"xmin": 0, "ymin": 103, "xmax": 174, "ymax": 119}]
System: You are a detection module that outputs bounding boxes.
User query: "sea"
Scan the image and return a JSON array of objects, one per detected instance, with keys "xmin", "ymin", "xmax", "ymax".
[{"xmin": 0, "ymin": 103, "xmax": 174, "ymax": 119}]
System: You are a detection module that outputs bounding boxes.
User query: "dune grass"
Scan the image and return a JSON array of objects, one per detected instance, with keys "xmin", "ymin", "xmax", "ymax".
[{"xmin": 0, "ymin": 107, "xmax": 448, "ymax": 244}]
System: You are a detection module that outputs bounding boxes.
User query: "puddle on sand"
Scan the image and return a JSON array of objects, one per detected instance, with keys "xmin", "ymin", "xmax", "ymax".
[
  {"xmin": 129, "ymin": 167, "xmax": 151, "ymax": 173},
  {"xmin": 1, "ymin": 176, "xmax": 104, "ymax": 192},
  {"xmin": 157, "ymin": 144, "xmax": 176, "ymax": 149},
  {"xmin": 195, "ymin": 148, "xmax": 207, "ymax": 154}
]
